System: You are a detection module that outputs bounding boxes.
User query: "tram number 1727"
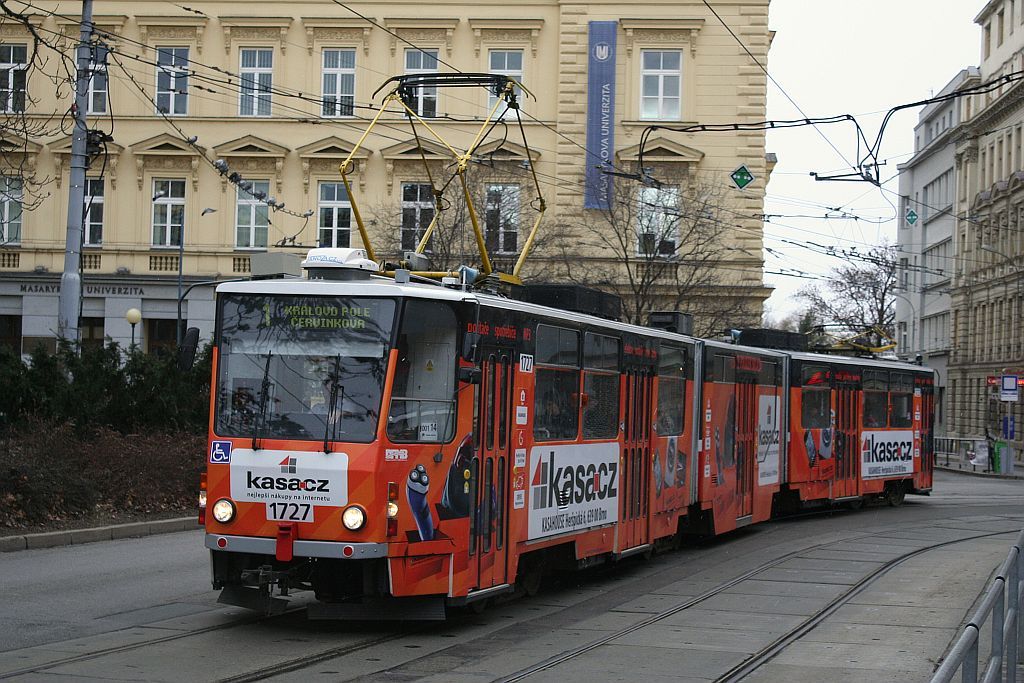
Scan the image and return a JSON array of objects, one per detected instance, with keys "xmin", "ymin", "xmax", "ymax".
[{"xmin": 267, "ymin": 502, "xmax": 313, "ymax": 523}]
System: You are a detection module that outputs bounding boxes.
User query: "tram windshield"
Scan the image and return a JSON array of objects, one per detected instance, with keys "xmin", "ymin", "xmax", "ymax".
[{"xmin": 215, "ymin": 294, "xmax": 396, "ymax": 443}]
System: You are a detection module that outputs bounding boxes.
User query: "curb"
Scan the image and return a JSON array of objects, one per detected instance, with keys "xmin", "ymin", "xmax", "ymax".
[
  {"xmin": 936, "ymin": 464, "xmax": 1024, "ymax": 481},
  {"xmin": 0, "ymin": 517, "xmax": 200, "ymax": 553}
]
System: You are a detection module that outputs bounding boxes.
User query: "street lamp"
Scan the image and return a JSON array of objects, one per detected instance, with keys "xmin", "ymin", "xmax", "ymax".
[{"xmin": 125, "ymin": 307, "xmax": 141, "ymax": 350}]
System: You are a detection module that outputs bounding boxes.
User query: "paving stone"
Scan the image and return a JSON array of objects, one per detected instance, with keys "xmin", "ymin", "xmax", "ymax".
[{"xmin": 24, "ymin": 531, "xmax": 72, "ymax": 549}]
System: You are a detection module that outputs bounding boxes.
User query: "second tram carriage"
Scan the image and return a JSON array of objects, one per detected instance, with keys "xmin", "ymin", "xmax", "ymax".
[{"xmin": 198, "ymin": 247, "xmax": 935, "ymax": 617}]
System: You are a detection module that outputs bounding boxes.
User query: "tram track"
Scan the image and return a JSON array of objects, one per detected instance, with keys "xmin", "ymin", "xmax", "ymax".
[
  {"xmin": 0, "ymin": 604, "xmax": 309, "ymax": 681},
  {"xmin": 3, "ymin": 513, "xmax": 1018, "ymax": 682},
  {"xmin": 495, "ymin": 528, "xmax": 1019, "ymax": 683}
]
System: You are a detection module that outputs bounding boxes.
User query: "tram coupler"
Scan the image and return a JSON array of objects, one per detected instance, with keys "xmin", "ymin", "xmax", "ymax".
[{"xmin": 216, "ymin": 565, "xmax": 292, "ymax": 615}]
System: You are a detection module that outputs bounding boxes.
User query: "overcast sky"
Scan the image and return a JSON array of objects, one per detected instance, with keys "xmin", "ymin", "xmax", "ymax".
[{"xmin": 758, "ymin": 0, "xmax": 982, "ymax": 321}]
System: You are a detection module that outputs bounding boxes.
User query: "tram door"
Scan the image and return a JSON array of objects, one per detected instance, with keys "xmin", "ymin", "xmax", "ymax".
[
  {"xmin": 469, "ymin": 349, "xmax": 513, "ymax": 590},
  {"xmin": 919, "ymin": 384, "xmax": 935, "ymax": 488},
  {"xmin": 734, "ymin": 378, "xmax": 757, "ymax": 519},
  {"xmin": 621, "ymin": 369, "xmax": 652, "ymax": 550},
  {"xmin": 833, "ymin": 379, "xmax": 860, "ymax": 498}
]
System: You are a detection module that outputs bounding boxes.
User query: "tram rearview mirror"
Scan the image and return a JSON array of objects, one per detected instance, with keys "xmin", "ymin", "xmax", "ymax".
[
  {"xmin": 177, "ymin": 327, "xmax": 200, "ymax": 371},
  {"xmin": 461, "ymin": 331, "xmax": 481, "ymax": 362},
  {"xmin": 458, "ymin": 367, "xmax": 481, "ymax": 385}
]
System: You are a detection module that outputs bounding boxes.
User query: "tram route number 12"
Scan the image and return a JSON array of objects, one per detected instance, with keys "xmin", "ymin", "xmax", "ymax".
[{"xmin": 267, "ymin": 502, "xmax": 313, "ymax": 522}]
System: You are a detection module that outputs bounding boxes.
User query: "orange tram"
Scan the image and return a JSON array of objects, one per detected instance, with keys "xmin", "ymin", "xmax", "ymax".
[{"xmin": 199, "ymin": 248, "xmax": 935, "ymax": 619}]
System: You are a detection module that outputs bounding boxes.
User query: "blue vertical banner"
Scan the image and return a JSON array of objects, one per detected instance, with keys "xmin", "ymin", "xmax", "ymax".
[{"xmin": 584, "ymin": 21, "xmax": 618, "ymax": 210}]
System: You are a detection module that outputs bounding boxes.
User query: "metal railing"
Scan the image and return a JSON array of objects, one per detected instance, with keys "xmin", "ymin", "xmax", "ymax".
[
  {"xmin": 936, "ymin": 436, "xmax": 987, "ymax": 469},
  {"xmin": 931, "ymin": 530, "xmax": 1024, "ymax": 683}
]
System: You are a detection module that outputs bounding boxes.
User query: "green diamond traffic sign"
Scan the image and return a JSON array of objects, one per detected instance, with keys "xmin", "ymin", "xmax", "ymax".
[
  {"xmin": 906, "ymin": 209, "xmax": 918, "ymax": 225},
  {"xmin": 730, "ymin": 165, "xmax": 755, "ymax": 190}
]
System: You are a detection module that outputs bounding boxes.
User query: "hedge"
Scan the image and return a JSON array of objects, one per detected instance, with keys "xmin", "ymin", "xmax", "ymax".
[{"xmin": 0, "ymin": 342, "xmax": 212, "ymax": 529}]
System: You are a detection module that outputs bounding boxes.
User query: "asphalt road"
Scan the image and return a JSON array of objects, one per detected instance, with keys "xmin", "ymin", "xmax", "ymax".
[{"xmin": 2, "ymin": 470, "xmax": 1023, "ymax": 682}]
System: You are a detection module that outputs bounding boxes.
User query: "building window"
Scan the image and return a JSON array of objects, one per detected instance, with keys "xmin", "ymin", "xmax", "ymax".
[
  {"xmin": 239, "ymin": 48, "xmax": 273, "ymax": 116},
  {"xmin": 640, "ymin": 50, "xmax": 681, "ymax": 120},
  {"xmin": 321, "ymin": 48, "xmax": 355, "ymax": 117},
  {"xmin": 155, "ymin": 47, "xmax": 189, "ymax": 115},
  {"xmin": 487, "ymin": 49, "xmax": 522, "ymax": 111},
  {"xmin": 84, "ymin": 178, "xmax": 103, "ymax": 246},
  {"xmin": 0, "ymin": 44, "xmax": 26, "ymax": 113},
  {"xmin": 0, "ymin": 314, "xmax": 20, "ymax": 352},
  {"xmin": 484, "ymin": 184, "xmax": 518, "ymax": 254},
  {"xmin": 87, "ymin": 47, "xmax": 108, "ymax": 115},
  {"xmin": 401, "ymin": 182, "xmax": 435, "ymax": 251},
  {"xmin": 235, "ymin": 181, "xmax": 269, "ymax": 249},
  {"xmin": 152, "ymin": 179, "xmax": 185, "ymax": 247},
  {"xmin": 0, "ymin": 176, "xmax": 22, "ymax": 245},
  {"xmin": 405, "ymin": 48, "xmax": 438, "ymax": 117},
  {"xmin": 79, "ymin": 317, "xmax": 104, "ymax": 350},
  {"xmin": 318, "ymin": 181, "xmax": 351, "ymax": 248},
  {"xmin": 145, "ymin": 318, "xmax": 178, "ymax": 356},
  {"xmin": 637, "ymin": 185, "xmax": 679, "ymax": 257}
]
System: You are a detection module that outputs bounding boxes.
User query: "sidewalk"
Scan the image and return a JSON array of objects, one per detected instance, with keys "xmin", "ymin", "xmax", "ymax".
[
  {"xmin": 0, "ymin": 517, "xmax": 198, "ymax": 553},
  {"xmin": 936, "ymin": 458, "xmax": 1024, "ymax": 480}
]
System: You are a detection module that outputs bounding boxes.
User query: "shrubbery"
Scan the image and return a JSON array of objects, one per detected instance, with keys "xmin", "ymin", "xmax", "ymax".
[{"xmin": 0, "ymin": 343, "xmax": 212, "ymax": 529}]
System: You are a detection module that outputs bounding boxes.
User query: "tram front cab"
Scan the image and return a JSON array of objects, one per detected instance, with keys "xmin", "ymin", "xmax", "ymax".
[{"xmin": 202, "ymin": 250, "xmax": 482, "ymax": 617}]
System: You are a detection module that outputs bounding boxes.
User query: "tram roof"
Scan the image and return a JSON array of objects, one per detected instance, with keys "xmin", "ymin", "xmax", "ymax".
[{"xmin": 787, "ymin": 349, "xmax": 936, "ymax": 373}]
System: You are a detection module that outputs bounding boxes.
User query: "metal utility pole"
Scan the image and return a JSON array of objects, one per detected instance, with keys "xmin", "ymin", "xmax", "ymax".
[{"xmin": 56, "ymin": 0, "xmax": 95, "ymax": 345}]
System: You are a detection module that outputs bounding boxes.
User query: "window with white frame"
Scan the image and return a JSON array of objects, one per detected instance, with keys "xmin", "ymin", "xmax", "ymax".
[
  {"xmin": 318, "ymin": 181, "xmax": 351, "ymax": 248},
  {"xmin": 401, "ymin": 182, "xmax": 435, "ymax": 251},
  {"xmin": 636, "ymin": 185, "xmax": 679, "ymax": 257},
  {"xmin": 640, "ymin": 50, "xmax": 681, "ymax": 120},
  {"xmin": 405, "ymin": 48, "xmax": 438, "ymax": 117},
  {"xmin": 87, "ymin": 46, "xmax": 108, "ymax": 115},
  {"xmin": 0, "ymin": 44, "xmax": 27, "ymax": 114},
  {"xmin": 155, "ymin": 47, "xmax": 189, "ymax": 115},
  {"xmin": 484, "ymin": 184, "xmax": 519, "ymax": 254},
  {"xmin": 84, "ymin": 178, "xmax": 104, "ymax": 246},
  {"xmin": 321, "ymin": 49, "xmax": 355, "ymax": 117},
  {"xmin": 235, "ymin": 181, "xmax": 269, "ymax": 248},
  {"xmin": 152, "ymin": 179, "xmax": 185, "ymax": 247},
  {"xmin": 239, "ymin": 48, "xmax": 273, "ymax": 116},
  {"xmin": 0, "ymin": 176, "xmax": 22, "ymax": 244},
  {"xmin": 487, "ymin": 50, "xmax": 522, "ymax": 112}
]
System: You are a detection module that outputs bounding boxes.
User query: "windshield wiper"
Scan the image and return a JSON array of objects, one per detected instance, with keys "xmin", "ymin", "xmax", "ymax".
[
  {"xmin": 252, "ymin": 351, "xmax": 273, "ymax": 450},
  {"xmin": 323, "ymin": 354, "xmax": 344, "ymax": 454}
]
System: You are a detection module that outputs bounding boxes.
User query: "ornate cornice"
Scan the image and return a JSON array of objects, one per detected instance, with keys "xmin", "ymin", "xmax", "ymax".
[
  {"xmin": 468, "ymin": 18, "xmax": 543, "ymax": 56},
  {"xmin": 619, "ymin": 18, "xmax": 705, "ymax": 58},
  {"xmin": 220, "ymin": 17, "xmax": 293, "ymax": 54},
  {"xmin": 384, "ymin": 18, "xmax": 459, "ymax": 58},
  {"xmin": 135, "ymin": 15, "xmax": 208, "ymax": 53},
  {"xmin": 301, "ymin": 17, "xmax": 373, "ymax": 56}
]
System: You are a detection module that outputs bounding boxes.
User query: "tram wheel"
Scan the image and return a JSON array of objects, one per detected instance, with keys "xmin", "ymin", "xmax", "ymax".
[
  {"xmin": 468, "ymin": 597, "xmax": 488, "ymax": 614},
  {"xmin": 846, "ymin": 497, "xmax": 864, "ymax": 511},
  {"xmin": 519, "ymin": 568, "xmax": 543, "ymax": 597},
  {"xmin": 886, "ymin": 484, "xmax": 906, "ymax": 507}
]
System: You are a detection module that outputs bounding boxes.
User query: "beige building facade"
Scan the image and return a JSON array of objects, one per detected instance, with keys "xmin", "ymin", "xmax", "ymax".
[
  {"xmin": 950, "ymin": 0, "xmax": 1024, "ymax": 444},
  {"xmin": 0, "ymin": 0, "xmax": 771, "ymax": 353}
]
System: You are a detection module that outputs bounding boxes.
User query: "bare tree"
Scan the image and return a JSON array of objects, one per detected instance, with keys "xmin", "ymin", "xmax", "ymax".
[
  {"xmin": 552, "ymin": 170, "xmax": 759, "ymax": 335},
  {"xmin": 0, "ymin": 4, "xmax": 81, "ymax": 245},
  {"xmin": 796, "ymin": 242, "xmax": 897, "ymax": 350}
]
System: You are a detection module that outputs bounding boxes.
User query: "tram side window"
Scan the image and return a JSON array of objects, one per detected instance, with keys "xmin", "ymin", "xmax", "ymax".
[
  {"xmin": 863, "ymin": 370, "xmax": 889, "ymax": 428},
  {"xmin": 583, "ymin": 332, "xmax": 620, "ymax": 439},
  {"xmin": 534, "ymin": 325, "xmax": 579, "ymax": 441},
  {"xmin": 657, "ymin": 345, "xmax": 686, "ymax": 435},
  {"xmin": 387, "ymin": 301, "xmax": 458, "ymax": 443},
  {"xmin": 801, "ymin": 365, "xmax": 830, "ymax": 429},
  {"xmin": 890, "ymin": 372, "xmax": 913, "ymax": 428}
]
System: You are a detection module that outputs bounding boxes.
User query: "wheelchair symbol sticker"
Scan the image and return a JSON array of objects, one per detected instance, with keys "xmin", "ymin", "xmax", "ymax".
[{"xmin": 210, "ymin": 440, "xmax": 232, "ymax": 464}]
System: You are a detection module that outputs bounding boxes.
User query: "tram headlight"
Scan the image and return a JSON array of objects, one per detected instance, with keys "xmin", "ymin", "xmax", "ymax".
[
  {"xmin": 387, "ymin": 502, "xmax": 399, "ymax": 518},
  {"xmin": 342, "ymin": 505, "xmax": 366, "ymax": 531},
  {"xmin": 211, "ymin": 498, "xmax": 235, "ymax": 524}
]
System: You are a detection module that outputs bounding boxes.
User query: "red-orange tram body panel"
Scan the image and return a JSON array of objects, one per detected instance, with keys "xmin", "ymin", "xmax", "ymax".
[{"xmin": 199, "ymin": 249, "xmax": 936, "ymax": 619}]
